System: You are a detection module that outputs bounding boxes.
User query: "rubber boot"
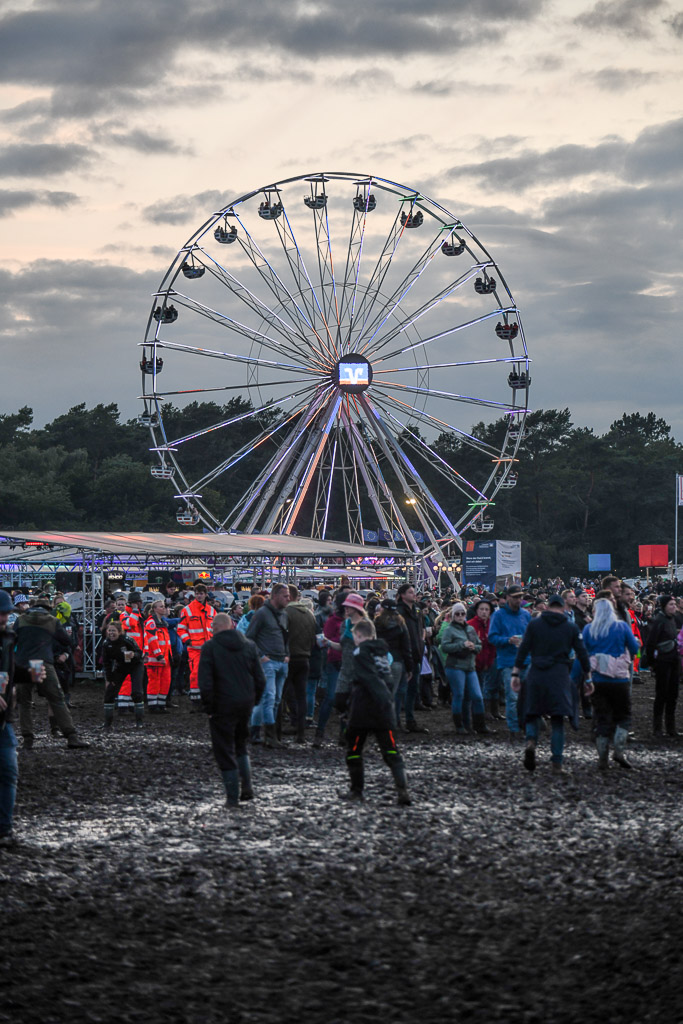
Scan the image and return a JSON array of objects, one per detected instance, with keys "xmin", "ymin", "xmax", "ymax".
[
  {"xmin": 523, "ymin": 739, "xmax": 536, "ymax": 771},
  {"xmin": 103, "ymin": 704, "xmax": 115, "ymax": 730},
  {"xmin": 66, "ymin": 733, "xmax": 90, "ymax": 749},
  {"xmin": 237, "ymin": 754, "xmax": 254, "ymax": 801},
  {"xmin": 653, "ymin": 714, "xmax": 663, "ymax": 737},
  {"xmin": 472, "ymin": 713, "xmax": 490, "ymax": 735},
  {"xmin": 264, "ymin": 723, "xmax": 283, "ymax": 748},
  {"xmin": 134, "ymin": 702, "xmax": 145, "ymax": 728},
  {"xmin": 221, "ymin": 769, "xmax": 240, "ymax": 808},
  {"xmin": 389, "ymin": 760, "xmax": 412, "ymax": 806},
  {"xmin": 596, "ymin": 735, "xmax": 609, "ymax": 770},
  {"xmin": 612, "ymin": 726, "xmax": 632, "ymax": 769},
  {"xmin": 452, "ymin": 713, "xmax": 467, "ymax": 736},
  {"xmin": 250, "ymin": 725, "xmax": 263, "ymax": 745},
  {"xmin": 665, "ymin": 713, "xmax": 680, "ymax": 738},
  {"xmin": 490, "ymin": 697, "xmax": 503, "ymax": 720}
]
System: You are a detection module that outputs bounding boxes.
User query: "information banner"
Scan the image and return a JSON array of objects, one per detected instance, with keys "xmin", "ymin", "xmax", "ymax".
[
  {"xmin": 462, "ymin": 540, "xmax": 497, "ymax": 589},
  {"xmin": 496, "ymin": 541, "xmax": 522, "ymax": 586}
]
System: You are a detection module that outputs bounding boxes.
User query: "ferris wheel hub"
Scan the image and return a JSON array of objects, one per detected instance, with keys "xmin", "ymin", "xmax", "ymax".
[{"xmin": 334, "ymin": 354, "xmax": 373, "ymax": 393}]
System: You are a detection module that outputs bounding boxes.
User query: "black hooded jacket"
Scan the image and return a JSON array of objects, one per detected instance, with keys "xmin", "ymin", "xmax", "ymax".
[
  {"xmin": 198, "ymin": 628, "xmax": 267, "ymax": 715},
  {"xmin": 14, "ymin": 608, "xmax": 72, "ymax": 667},
  {"xmin": 346, "ymin": 638, "xmax": 396, "ymax": 731}
]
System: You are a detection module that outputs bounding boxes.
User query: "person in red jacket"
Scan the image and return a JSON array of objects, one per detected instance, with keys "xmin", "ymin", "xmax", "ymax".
[
  {"xmin": 177, "ymin": 584, "xmax": 216, "ymax": 707},
  {"xmin": 116, "ymin": 592, "xmax": 145, "ymax": 712},
  {"xmin": 144, "ymin": 600, "xmax": 173, "ymax": 713},
  {"xmin": 467, "ymin": 597, "xmax": 499, "ymax": 720}
]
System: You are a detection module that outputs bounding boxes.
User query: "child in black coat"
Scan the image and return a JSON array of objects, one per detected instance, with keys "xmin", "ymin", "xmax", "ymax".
[{"xmin": 336, "ymin": 619, "xmax": 411, "ymax": 806}]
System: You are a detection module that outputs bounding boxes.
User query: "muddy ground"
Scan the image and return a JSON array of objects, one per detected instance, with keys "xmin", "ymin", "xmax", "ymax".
[{"xmin": 1, "ymin": 676, "xmax": 682, "ymax": 1024}]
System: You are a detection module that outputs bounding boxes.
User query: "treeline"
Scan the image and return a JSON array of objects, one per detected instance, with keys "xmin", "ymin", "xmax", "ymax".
[{"xmin": 0, "ymin": 402, "xmax": 680, "ymax": 577}]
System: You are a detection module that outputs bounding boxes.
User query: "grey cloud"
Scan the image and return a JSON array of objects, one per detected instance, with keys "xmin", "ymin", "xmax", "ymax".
[
  {"xmin": 445, "ymin": 117, "xmax": 683, "ymax": 191},
  {"xmin": 234, "ymin": 62, "xmax": 314, "ymax": 84},
  {"xmin": 574, "ymin": 0, "xmax": 665, "ymax": 37},
  {"xmin": 666, "ymin": 11, "xmax": 683, "ymax": 36},
  {"xmin": 0, "ymin": 0, "xmax": 547, "ymax": 114},
  {"xmin": 142, "ymin": 190, "xmax": 231, "ymax": 226},
  {"xmin": 0, "ymin": 143, "xmax": 92, "ymax": 178},
  {"xmin": 329, "ymin": 69, "xmax": 395, "ymax": 90},
  {"xmin": 589, "ymin": 68, "xmax": 658, "ymax": 91},
  {"xmin": 0, "ymin": 189, "xmax": 80, "ymax": 217},
  {"xmin": 96, "ymin": 128, "xmax": 188, "ymax": 155}
]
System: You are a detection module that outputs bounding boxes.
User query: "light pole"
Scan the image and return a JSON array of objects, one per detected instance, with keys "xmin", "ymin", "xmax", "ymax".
[{"xmin": 436, "ymin": 561, "xmax": 444, "ymax": 596}]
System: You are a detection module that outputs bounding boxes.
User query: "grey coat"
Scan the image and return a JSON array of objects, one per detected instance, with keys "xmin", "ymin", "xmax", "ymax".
[{"xmin": 440, "ymin": 622, "xmax": 481, "ymax": 672}]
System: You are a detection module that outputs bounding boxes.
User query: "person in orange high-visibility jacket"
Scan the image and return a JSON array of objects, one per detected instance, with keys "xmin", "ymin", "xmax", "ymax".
[
  {"xmin": 177, "ymin": 584, "xmax": 216, "ymax": 706},
  {"xmin": 144, "ymin": 600, "xmax": 173, "ymax": 712},
  {"xmin": 117, "ymin": 593, "xmax": 145, "ymax": 711}
]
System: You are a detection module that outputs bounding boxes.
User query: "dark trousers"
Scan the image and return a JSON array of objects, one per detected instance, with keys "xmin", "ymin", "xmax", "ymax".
[
  {"xmin": 209, "ymin": 709, "xmax": 251, "ymax": 772},
  {"xmin": 653, "ymin": 661, "xmax": 679, "ymax": 723},
  {"xmin": 17, "ymin": 664, "xmax": 76, "ymax": 740},
  {"xmin": 283, "ymin": 658, "xmax": 309, "ymax": 739},
  {"xmin": 104, "ymin": 663, "xmax": 145, "ymax": 705},
  {"xmin": 345, "ymin": 727, "xmax": 404, "ymax": 792},
  {"xmin": 591, "ymin": 681, "xmax": 631, "ymax": 736}
]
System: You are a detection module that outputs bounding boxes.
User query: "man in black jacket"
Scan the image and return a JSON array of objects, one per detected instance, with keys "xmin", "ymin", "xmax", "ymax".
[
  {"xmin": 14, "ymin": 600, "xmax": 89, "ymax": 750},
  {"xmin": 198, "ymin": 613, "xmax": 267, "ymax": 808}
]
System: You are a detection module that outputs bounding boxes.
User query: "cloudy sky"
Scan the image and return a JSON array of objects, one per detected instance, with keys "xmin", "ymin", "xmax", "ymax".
[{"xmin": 1, "ymin": 0, "xmax": 682, "ymax": 438}]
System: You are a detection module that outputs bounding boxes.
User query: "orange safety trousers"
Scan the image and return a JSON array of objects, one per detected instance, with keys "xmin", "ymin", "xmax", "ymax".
[
  {"xmin": 188, "ymin": 647, "xmax": 202, "ymax": 701},
  {"xmin": 146, "ymin": 663, "xmax": 172, "ymax": 707}
]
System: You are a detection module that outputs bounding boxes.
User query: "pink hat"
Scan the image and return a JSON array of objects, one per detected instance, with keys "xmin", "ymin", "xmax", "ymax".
[{"xmin": 342, "ymin": 592, "xmax": 365, "ymax": 612}]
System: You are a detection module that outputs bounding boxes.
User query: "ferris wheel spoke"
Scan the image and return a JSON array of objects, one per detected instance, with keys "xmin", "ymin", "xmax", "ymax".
[
  {"xmin": 311, "ymin": 430, "xmax": 339, "ymax": 540},
  {"xmin": 232, "ymin": 210, "xmax": 329, "ymax": 356},
  {"xmin": 356, "ymin": 396, "xmax": 452, "ymax": 555},
  {"xmin": 230, "ymin": 388, "xmax": 337, "ymax": 532},
  {"xmin": 150, "ymin": 338, "xmax": 318, "ymax": 376},
  {"xmin": 336, "ymin": 181, "xmax": 374, "ymax": 352},
  {"xmin": 168, "ymin": 290, "xmax": 319, "ymax": 367},
  {"xmin": 373, "ymin": 306, "xmax": 517, "ymax": 364},
  {"xmin": 192, "ymin": 248, "xmax": 328, "ymax": 369},
  {"xmin": 362, "ymin": 263, "xmax": 494, "ymax": 360},
  {"xmin": 343, "ymin": 203, "xmax": 407, "ymax": 352},
  {"xmin": 146, "ymin": 377, "xmax": 316, "ymax": 400},
  {"xmin": 339, "ymin": 405, "xmax": 402, "ymax": 546},
  {"xmin": 354, "ymin": 227, "xmax": 448, "ymax": 357},
  {"xmin": 373, "ymin": 355, "xmax": 527, "ymax": 374},
  {"xmin": 272, "ymin": 395, "xmax": 342, "ymax": 535},
  {"xmin": 272, "ymin": 199, "xmax": 340, "ymax": 363},
  {"xmin": 159, "ymin": 383, "xmax": 321, "ymax": 450},
  {"xmin": 372, "ymin": 377, "xmax": 513, "ymax": 413},
  {"xmin": 375, "ymin": 392, "xmax": 505, "ymax": 460},
  {"xmin": 306, "ymin": 179, "xmax": 341, "ymax": 334},
  {"xmin": 370, "ymin": 393, "xmax": 488, "ymax": 502}
]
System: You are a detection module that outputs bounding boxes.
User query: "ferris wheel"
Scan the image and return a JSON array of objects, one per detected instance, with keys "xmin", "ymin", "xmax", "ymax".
[{"xmin": 139, "ymin": 172, "xmax": 530, "ymax": 559}]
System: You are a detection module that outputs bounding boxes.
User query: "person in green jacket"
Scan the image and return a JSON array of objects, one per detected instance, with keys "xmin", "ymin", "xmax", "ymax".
[{"xmin": 439, "ymin": 603, "xmax": 489, "ymax": 736}]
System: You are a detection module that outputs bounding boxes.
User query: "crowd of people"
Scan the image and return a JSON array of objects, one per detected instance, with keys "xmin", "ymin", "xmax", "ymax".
[{"xmin": 0, "ymin": 572, "xmax": 680, "ymax": 840}]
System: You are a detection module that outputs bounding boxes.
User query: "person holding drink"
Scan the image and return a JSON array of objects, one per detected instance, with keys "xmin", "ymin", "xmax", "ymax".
[
  {"xmin": 102, "ymin": 621, "xmax": 145, "ymax": 728},
  {"xmin": 14, "ymin": 597, "xmax": 89, "ymax": 750}
]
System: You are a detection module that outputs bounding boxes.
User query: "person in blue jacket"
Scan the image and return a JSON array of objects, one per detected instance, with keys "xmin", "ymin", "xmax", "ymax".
[
  {"xmin": 488, "ymin": 584, "xmax": 531, "ymax": 740},
  {"xmin": 583, "ymin": 597, "xmax": 640, "ymax": 769}
]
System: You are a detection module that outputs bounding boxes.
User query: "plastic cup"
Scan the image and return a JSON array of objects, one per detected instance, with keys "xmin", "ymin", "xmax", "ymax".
[
  {"xmin": 29, "ymin": 659, "xmax": 44, "ymax": 672},
  {"xmin": 0, "ymin": 672, "xmax": 8, "ymax": 695},
  {"xmin": 124, "ymin": 650, "xmax": 133, "ymax": 662}
]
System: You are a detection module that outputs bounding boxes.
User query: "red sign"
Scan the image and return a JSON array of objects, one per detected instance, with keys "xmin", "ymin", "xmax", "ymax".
[{"xmin": 638, "ymin": 544, "xmax": 669, "ymax": 568}]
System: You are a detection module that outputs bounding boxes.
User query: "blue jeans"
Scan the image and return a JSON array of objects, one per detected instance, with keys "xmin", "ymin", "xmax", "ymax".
[
  {"xmin": 306, "ymin": 677, "xmax": 320, "ymax": 719},
  {"xmin": 526, "ymin": 715, "xmax": 564, "ymax": 764},
  {"xmin": 446, "ymin": 668, "xmax": 484, "ymax": 716},
  {"xmin": 479, "ymin": 666, "xmax": 499, "ymax": 701},
  {"xmin": 0, "ymin": 724, "xmax": 19, "ymax": 835},
  {"xmin": 317, "ymin": 666, "xmax": 340, "ymax": 733},
  {"xmin": 251, "ymin": 659, "xmax": 288, "ymax": 726},
  {"xmin": 500, "ymin": 666, "xmax": 526, "ymax": 733}
]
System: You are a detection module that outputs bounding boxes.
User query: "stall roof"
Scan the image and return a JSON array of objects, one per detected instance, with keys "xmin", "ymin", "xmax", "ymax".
[{"xmin": 0, "ymin": 531, "xmax": 412, "ymax": 561}]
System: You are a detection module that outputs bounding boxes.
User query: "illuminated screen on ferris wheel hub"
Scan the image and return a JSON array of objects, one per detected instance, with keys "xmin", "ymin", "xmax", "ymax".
[{"xmin": 335, "ymin": 355, "xmax": 373, "ymax": 394}]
